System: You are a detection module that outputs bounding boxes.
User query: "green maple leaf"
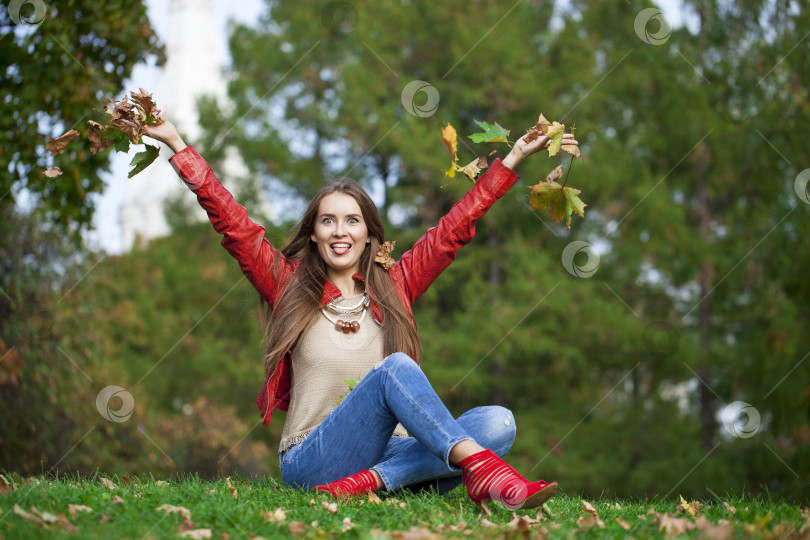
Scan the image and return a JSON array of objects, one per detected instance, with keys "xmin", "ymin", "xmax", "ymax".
[
  {"xmin": 468, "ymin": 120, "xmax": 510, "ymax": 143},
  {"xmin": 128, "ymin": 144, "xmax": 160, "ymax": 178},
  {"xmin": 528, "ymin": 180, "xmax": 586, "ymax": 228},
  {"xmin": 334, "ymin": 376, "xmax": 362, "ymax": 406}
]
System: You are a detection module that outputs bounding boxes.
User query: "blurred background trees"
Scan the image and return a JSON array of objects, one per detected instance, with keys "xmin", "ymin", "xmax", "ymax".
[{"xmin": 2, "ymin": 0, "xmax": 808, "ymax": 501}]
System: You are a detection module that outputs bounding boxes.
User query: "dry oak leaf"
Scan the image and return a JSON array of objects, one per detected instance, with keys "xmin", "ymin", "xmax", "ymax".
[
  {"xmin": 130, "ymin": 88, "xmax": 164, "ymax": 123},
  {"xmin": 391, "ymin": 526, "xmax": 444, "ymax": 539},
  {"xmin": 225, "ymin": 477, "xmax": 238, "ymax": 499},
  {"xmin": 43, "ymin": 166, "xmax": 62, "ymax": 178},
  {"xmin": 179, "ymin": 529, "xmax": 212, "ymax": 539},
  {"xmin": 577, "ymin": 500, "xmax": 605, "ymax": 529},
  {"xmin": 67, "ymin": 504, "xmax": 93, "ymax": 516},
  {"xmin": 261, "ymin": 508, "xmax": 286, "ymax": 522},
  {"xmin": 288, "ymin": 521, "xmax": 307, "ymax": 536},
  {"xmin": 375, "ymin": 241, "xmax": 397, "ymax": 270},
  {"xmin": 87, "ymin": 120, "xmax": 115, "ymax": 154},
  {"xmin": 615, "ymin": 517, "xmax": 632, "ymax": 531},
  {"xmin": 694, "ymin": 515, "xmax": 734, "ymax": 540},
  {"xmin": 657, "ymin": 513, "xmax": 695, "ymax": 537},
  {"xmin": 156, "ymin": 504, "xmax": 192, "ymax": 521},
  {"xmin": 46, "ymin": 130, "xmax": 80, "ymax": 156},
  {"xmin": 100, "ymin": 478, "xmax": 118, "ymax": 491},
  {"xmin": 460, "ymin": 156, "xmax": 488, "ymax": 182}
]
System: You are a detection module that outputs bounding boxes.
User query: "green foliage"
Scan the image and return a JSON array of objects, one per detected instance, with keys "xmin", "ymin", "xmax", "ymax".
[
  {"xmin": 0, "ymin": 0, "xmax": 163, "ymax": 241},
  {"xmin": 127, "ymin": 144, "xmax": 160, "ymax": 178}
]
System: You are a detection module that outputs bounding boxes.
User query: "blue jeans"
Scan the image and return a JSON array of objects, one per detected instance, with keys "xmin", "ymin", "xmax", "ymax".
[{"xmin": 280, "ymin": 352, "xmax": 516, "ymax": 492}]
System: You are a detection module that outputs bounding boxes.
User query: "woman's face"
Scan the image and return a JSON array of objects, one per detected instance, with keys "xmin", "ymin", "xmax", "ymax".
[{"xmin": 311, "ymin": 192, "xmax": 370, "ymax": 279}]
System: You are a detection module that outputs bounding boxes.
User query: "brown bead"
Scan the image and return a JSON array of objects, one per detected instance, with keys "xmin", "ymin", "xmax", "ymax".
[
  {"xmin": 342, "ymin": 322, "xmax": 351, "ymax": 334},
  {"xmin": 336, "ymin": 320, "xmax": 344, "ymax": 332},
  {"xmin": 350, "ymin": 321, "xmax": 360, "ymax": 333}
]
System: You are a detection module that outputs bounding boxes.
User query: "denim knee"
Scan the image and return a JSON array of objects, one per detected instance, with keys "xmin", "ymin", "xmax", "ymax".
[
  {"xmin": 374, "ymin": 352, "xmax": 417, "ymax": 372},
  {"xmin": 477, "ymin": 406, "xmax": 516, "ymax": 456}
]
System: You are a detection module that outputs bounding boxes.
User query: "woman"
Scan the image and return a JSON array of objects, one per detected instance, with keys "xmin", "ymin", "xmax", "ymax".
[{"xmin": 143, "ymin": 118, "xmax": 577, "ymax": 515}]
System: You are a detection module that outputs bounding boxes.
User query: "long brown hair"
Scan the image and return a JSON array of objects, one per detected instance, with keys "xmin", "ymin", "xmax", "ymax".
[{"xmin": 260, "ymin": 178, "xmax": 421, "ymax": 380}]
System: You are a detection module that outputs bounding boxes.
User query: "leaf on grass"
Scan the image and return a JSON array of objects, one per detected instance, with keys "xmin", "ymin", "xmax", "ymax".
[
  {"xmin": 528, "ymin": 177, "xmax": 586, "ymax": 229},
  {"xmin": 468, "ymin": 120, "xmax": 510, "ymax": 143},
  {"xmin": 128, "ymin": 144, "xmax": 160, "ymax": 179},
  {"xmin": 368, "ymin": 492, "xmax": 382, "ymax": 504},
  {"xmin": 289, "ymin": 521, "xmax": 307, "ymax": 535},
  {"xmin": 43, "ymin": 167, "xmax": 62, "ymax": 178},
  {"xmin": 225, "ymin": 477, "xmax": 238, "ymax": 499},
  {"xmin": 389, "ymin": 526, "xmax": 443, "ymax": 539},
  {"xmin": 677, "ymin": 495, "xmax": 701, "ymax": 516},
  {"xmin": 111, "ymin": 495, "xmax": 124, "ymax": 505},
  {"xmin": 46, "ymin": 130, "xmax": 80, "ymax": 156},
  {"xmin": 262, "ymin": 508, "xmax": 286, "ymax": 522},
  {"xmin": 577, "ymin": 500, "xmax": 606, "ymax": 529},
  {"xmin": 342, "ymin": 517, "xmax": 355, "ymax": 532},
  {"xmin": 67, "ymin": 504, "xmax": 93, "ymax": 516},
  {"xmin": 658, "ymin": 513, "xmax": 693, "ymax": 537},
  {"xmin": 100, "ymin": 478, "xmax": 118, "ymax": 491},
  {"xmin": 321, "ymin": 501, "xmax": 337, "ymax": 514},
  {"xmin": 616, "ymin": 517, "xmax": 632, "ymax": 531},
  {"xmin": 156, "ymin": 504, "xmax": 192, "ymax": 521},
  {"xmin": 723, "ymin": 501, "xmax": 736, "ymax": 514},
  {"xmin": 13, "ymin": 505, "xmax": 77, "ymax": 532},
  {"xmin": 179, "ymin": 528, "xmax": 211, "ymax": 539}
]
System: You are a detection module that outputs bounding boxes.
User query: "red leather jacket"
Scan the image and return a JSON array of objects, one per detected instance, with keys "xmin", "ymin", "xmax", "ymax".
[{"xmin": 169, "ymin": 145, "xmax": 520, "ymax": 427}]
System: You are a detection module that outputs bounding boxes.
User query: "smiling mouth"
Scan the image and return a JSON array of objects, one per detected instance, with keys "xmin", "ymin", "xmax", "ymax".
[{"xmin": 330, "ymin": 242, "xmax": 352, "ymax": 255}]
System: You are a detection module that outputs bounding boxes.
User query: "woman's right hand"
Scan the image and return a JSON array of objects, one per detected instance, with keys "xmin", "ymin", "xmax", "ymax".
[{"xmin": 141, "ymin": 115, "xmax": 188, "ymax": 154}]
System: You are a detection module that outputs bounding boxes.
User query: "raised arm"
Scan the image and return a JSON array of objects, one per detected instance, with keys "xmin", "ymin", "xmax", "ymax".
[
  {"xmin": 392, "ymin": 131, "xmax": 578, "ymax": 304},
  {"xmin": 142, "ymin": 119, "xmax": 292, "ymax": 307}
]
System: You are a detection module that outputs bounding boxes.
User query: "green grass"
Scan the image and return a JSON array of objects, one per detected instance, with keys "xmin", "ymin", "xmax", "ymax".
[{"xmin": 0, "ymin": 473, "xmax": 807, "ymax": 538}]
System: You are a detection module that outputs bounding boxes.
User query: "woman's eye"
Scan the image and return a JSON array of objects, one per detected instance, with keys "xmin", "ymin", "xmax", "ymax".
[
  {"xmin": 349, "ymin": 217, "xmax": 359, "ymax": 224},
  {"xmin": 322, "ymin": 218, "xmax": 333, "ymax": 224}
]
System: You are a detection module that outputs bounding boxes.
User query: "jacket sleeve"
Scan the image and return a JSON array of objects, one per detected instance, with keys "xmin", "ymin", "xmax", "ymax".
[
  {"xmin": 169, "ymin": 145, "xmax": 291, "ymax": 306},
  {"xmin": 392, "ymin": 158, "xmax": 519, "ymax": 304}
]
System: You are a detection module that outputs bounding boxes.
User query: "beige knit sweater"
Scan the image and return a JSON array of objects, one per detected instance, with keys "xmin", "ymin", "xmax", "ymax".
[{"xmin": 279, "ymin": 294, "xmax": 408, "ymax": 452}]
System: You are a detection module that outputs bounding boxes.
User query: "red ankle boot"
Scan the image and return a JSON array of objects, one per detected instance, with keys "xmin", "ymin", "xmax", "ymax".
[
  {"xmin": 313, "ymin": 469, "xmax": 379, "ymax": 498},
  {"xmin": 459, "ymin": 449, "xmax": 557, "ymax": 515}
]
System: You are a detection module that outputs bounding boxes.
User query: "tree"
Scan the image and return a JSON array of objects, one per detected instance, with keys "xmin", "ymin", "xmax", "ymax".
[{"xmin": 0, "ymin": 0, "xmax": 162, "ymax": 240}]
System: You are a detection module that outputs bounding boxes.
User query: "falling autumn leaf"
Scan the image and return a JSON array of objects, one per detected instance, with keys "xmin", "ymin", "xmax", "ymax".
[
  {"xmin": 42, "ymin": 167, "xmax": 62, "ymax": 178},
  {"xmin": 87, "ymin": 120, "xmax": 115, "ymax": 154},
  {"xmin": 468, "ymin": 120, "xmax": 510, "ymax": 143},
  {"xmin": 46, "ymin": 130, "xmax": 80, "ymax": 156},
  {"xmin": 375, "ymin": 241, "xmax": 397, "ymax": 270},
  {"xmin": 460, "ymin": 156, "xmax": 488, "ymax": 182},
  {"xmin": 441, "ymin": 123, "xmax": 458, "ymax": 164}
]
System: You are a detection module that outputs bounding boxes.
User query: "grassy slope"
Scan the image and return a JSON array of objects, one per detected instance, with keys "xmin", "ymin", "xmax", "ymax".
[{"xmin": 0, "ymin": 473, "xmax": 808, "ymax": 538}]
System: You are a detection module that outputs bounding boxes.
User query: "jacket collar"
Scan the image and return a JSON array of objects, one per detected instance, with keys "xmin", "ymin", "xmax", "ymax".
[{"xmin": 320, "ymin": 273, "xmax": 365, "ymax": 306}]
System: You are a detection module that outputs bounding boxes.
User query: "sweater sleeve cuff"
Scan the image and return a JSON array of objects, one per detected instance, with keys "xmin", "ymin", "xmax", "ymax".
[{"xmin": 168, "ymin": 145, "xmax": 209, "ymax": 191}]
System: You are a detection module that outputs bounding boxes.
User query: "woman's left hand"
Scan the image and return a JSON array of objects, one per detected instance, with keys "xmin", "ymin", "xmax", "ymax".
[{"xmin": 502, "ymin": 132, "xmax": 578, "ymax": 170}]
